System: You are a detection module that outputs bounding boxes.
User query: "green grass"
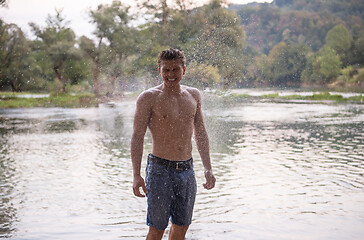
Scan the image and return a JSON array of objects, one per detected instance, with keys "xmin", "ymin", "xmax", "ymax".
[
  {"xmin": 347, "ymin": 95, "xmax": 364, "ymax": 102},
  {"xmin": 214, "ymin": 91, "xmax": 363, "ymax": 103},
  {"xmin": 258, "ymin": 92, "xmax": 362, "ymax": 102},
  {"xmin": 0, "ymin": 93, "xmax": 98, "ymax": 108},
  {"xmin": 261, "ymin": 93, "xmax": 279, "ymax": 98},
  {"xmin": 280, "ymin": 94, "xmax": 307, "ymax": 100},
  {"xmin": 308, "ymin": 92, "xmax": 344, "ymax": 101},
  {"xmin": 0, "ymin": 91, "xmax": 35, "ymax": 96},
  {"xmin": 228, "ymin": 93, "xmax": 250, "ymax": 98}
]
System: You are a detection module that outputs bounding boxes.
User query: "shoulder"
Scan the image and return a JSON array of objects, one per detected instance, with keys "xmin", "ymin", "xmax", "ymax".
[
  {"xmin": 136, "ymin": 86, "xmax": 162, "ymax": 105},
  {"xmin": 183, "ymin": 85, "xmax": 202, "ymax": 102}
]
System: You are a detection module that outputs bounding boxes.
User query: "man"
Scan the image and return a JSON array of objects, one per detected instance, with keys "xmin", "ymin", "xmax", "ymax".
[{"xmin": 131, "ymin": 48, "xmax": 216, "ymax": 240}]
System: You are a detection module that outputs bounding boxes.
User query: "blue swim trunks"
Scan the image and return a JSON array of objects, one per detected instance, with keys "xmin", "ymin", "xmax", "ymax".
[{"xmin": 145, "ymin": 153, "xmax": 197, "ymax": 230}]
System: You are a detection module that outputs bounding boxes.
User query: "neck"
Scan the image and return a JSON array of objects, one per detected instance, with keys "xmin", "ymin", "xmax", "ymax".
[{"xmin": 162, "ymin": 82, "xmax": 182, "ymax": 94}]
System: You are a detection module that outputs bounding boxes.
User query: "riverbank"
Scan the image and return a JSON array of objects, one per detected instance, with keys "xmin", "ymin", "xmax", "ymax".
[
  {"xmin": 0, "ymin": 93, "xmax": 98, "ymax": 108},
  {"xmin": 208, "ymin": 89, "xmax": 364, "ymax": 103},
  {"xmin": 0, "ymin": 90, "xmax": 363, "ymax": 108}
]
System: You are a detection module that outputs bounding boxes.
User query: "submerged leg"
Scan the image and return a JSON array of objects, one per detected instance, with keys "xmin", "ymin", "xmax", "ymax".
[
  {"xmin": 147, "ymin": 226, "xmax": 165, "ymax": 240},
  {"xmin": 168, "ymin": 224, "xmax": 188, "ymax": 240}
]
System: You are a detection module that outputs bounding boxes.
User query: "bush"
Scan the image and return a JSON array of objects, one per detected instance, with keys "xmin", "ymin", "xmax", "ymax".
[
  {"xmin": 184, "ymin": 61, "xmax": 221, "ymax": 89},
  {"xmin": 356, "ymin": 72, "xmax": 364, "ymax": 83}
]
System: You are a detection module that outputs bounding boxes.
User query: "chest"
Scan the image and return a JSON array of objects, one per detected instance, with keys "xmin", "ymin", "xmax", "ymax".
[{"xmin": 152, "ymin": 95, "xmax": 197, "ymax": 122}]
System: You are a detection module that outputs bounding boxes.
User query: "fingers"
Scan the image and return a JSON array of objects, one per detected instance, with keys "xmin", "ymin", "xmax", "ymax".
[
  {"xmin": 203, "ymin": 181, "xmax": 215, "ymax": 190},
  {"xmin": 133, "ymin": 177, "xmax": 147, "ymax": 197},
  {"xmin": 202, "ymin": 175, "xmax": 216, "ymax": 190},
  {"xmin": 142, "ymin": 184, "xmax": 148, "ymax": 195},
  {"xmin": 133, "ymin": 185, "xmax": 147, "ymax": 197},
  {"xmin": 133, "ymin": 186, "xmax": 146, "ymax": 197},
  {"xmin": 203, "ymin": 172, "xmax": 216, "ymax": 190}
]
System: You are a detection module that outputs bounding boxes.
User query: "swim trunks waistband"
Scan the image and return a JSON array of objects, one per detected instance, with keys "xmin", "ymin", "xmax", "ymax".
[{"xmin": 148, "ymin": 154, "xmax": 193, "ymax": 171}]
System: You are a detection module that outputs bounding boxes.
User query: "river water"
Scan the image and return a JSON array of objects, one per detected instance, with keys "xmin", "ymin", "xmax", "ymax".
[{"xmin": 0, "ymin": 95, "xmax": 363, "ymax": 240}]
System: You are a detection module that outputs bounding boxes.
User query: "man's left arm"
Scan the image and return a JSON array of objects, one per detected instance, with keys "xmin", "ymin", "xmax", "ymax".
[{"xmin": 193, "ymin": 90, "xmax": 216, "ymax": 190}]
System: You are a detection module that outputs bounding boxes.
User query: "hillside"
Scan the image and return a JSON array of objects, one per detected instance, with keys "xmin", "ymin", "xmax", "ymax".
[{"xmin": 230, "ymin": 0, "xmax": 364, "ymax": 54}]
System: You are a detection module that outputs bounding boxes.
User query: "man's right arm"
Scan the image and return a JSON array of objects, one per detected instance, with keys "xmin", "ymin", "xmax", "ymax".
[{"xmin": 131, "ymin": 91, "xmax": 152, "ymax": 197}]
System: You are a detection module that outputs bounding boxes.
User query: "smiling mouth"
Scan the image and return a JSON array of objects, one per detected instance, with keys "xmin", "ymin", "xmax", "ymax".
[{"xmin": 167, "ymin": 78, "xmax": 177, "ymax": 81}]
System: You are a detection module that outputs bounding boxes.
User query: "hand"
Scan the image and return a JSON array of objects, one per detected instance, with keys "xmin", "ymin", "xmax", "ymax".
[
  {"xmin": 133, "ymin": 175, "xmax": 147, "ymax": 197},
  {"xmin": 203, "ymin": 170, "xmax": 216, "ymax": 190}
]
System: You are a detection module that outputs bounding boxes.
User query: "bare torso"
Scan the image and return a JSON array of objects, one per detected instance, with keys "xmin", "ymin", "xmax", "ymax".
[
  {"xmin": 147, "ymin": 84, "xmax": 198, "ymax": 161},
  {"xmin": 131, "ymin": 53, "xmax": 215, "ymax": 201}
]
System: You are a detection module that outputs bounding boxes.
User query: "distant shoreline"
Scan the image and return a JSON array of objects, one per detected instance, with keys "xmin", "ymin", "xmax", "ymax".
[
  {"xmin": 205, "ymin": 90, "xmax": 364, "ymax": 104},
  {"xmin": 0, "ymin": 92, "xmax": 98, "ymax": 108},
  {"xmin": 0, "ymin": 90, "xmax": 363, "ymax": 109}
]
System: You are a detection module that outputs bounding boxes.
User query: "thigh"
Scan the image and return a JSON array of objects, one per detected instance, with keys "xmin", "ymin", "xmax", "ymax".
[
  {"xmin": 170, "ymin": 168, "xmax": 197, "ymax": 226},
  {"xmin": 146, "ymin": 161, "xmax": 172, "ymax": 230}
]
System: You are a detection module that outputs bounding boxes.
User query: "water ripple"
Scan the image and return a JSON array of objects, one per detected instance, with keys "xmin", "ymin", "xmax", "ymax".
[{"xmin": 0, "ymin": 101, "xmax": 363, "ymax": 239}]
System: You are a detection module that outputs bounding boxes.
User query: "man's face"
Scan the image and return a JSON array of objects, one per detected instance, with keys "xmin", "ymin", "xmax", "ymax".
[{"xmin": 158, "ymin": 59, "xmax": 186, "ymax": 85}]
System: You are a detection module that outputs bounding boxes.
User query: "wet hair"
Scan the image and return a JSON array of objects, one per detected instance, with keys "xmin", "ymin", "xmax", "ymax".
[{"xmin": 158, "ymin": 48, "xmax": 186, "ymax": 67}]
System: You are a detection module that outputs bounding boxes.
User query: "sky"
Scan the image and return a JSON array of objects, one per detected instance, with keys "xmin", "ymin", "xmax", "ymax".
[{"xmin": 0, "ymin": 0, "xmax": 272, "ymax": 39}]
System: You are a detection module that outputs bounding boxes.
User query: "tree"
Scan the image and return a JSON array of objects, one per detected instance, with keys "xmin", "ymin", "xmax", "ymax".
[
  {"xmin": 132, "ymin": 0, "xmax": 198, "ymax": 89},
  {"xmin": 89, "ymin": 1, "xmax": 137, "ymax": 95},
  {"xmin": 134, "ymin": 0, "xmax": 246, "ymax": 89},
  {"xmin": 137, "ymin": 0, "xmax": 187, "ymax": 46},
  {"xmin": 317, "ymin": 46, "xmax": 342, "ymax": 81},
  {"xmin": 274, "ymin": 0, "xmax": 294, "ymax": 7},
  {"xmin": 136, "ymin": 0, "xmax": 200, "ymax": 51},
  {"xmin": 30, "ymin": 10, "xmax": 80, "ymax": 93},
  {"xmin": 325, "ymin": 24, "xmax": 351, "ymax": 65},
  {"xmin": 79, "ymin": 36, "xmax": 102, "ymax": 95},
  {"xmin": 348, "ymin": 32, "xmax": 364, "ymax": 65},
  {"xmin": 301, "ymin": 46, "xmax": 342, "ymax": 84},
  {"xmin": 0, "ymin": 20, "xmax": 31, "ymax": 91},
  {"xmin": 301, "ymin": 54, "xmax": 322, "ymax": 85},
  {"xmin": 25, "ymin": 39, "xmax": 54, "ymax": 91},
  {"xmin": 191, "ymin": 0, "xmax": 246, "ymax": 88},
  {"xmin": 248, "ymin": 54, "xmax": 269, "ymax": 87},
  {"xmin": 63, "ymin": 58, "xmax": 92, "ymax": 87},
  {"xmin": 265, "ymin": 41, "xmax": 308, "ymax": 86}
]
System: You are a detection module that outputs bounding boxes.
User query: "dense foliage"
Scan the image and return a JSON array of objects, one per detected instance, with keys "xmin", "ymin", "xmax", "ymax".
[
  {"xmin": 0, "ymin": 0, "xmax": 363, "ymax": 94},
  {"xmin": 234, "ymin": 0, "xmax": 364, "ymax": 89}
]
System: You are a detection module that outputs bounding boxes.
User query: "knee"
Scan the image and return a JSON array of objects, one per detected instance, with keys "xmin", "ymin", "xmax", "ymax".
[
  {"xmin": 147, "ymin": 226, "xmax": 165, "ymax": 240},
  {"xmin": 169, "ymin": 224, "xmax": 189, "ymax": 240},
  {"xmin": 171, "ymin": 224, "xmax": 188, "ymax": 231}
]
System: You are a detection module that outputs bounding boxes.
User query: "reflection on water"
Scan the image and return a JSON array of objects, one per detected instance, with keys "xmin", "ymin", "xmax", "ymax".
[{"xmin": 0, "ymin": 98, "xmax": 364, "ymax": 239}]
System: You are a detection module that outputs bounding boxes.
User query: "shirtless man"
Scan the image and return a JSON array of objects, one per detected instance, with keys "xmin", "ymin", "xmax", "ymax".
[{"xmin": 131, "ymin": 48, "xmax": 216, "ymax": 240}]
